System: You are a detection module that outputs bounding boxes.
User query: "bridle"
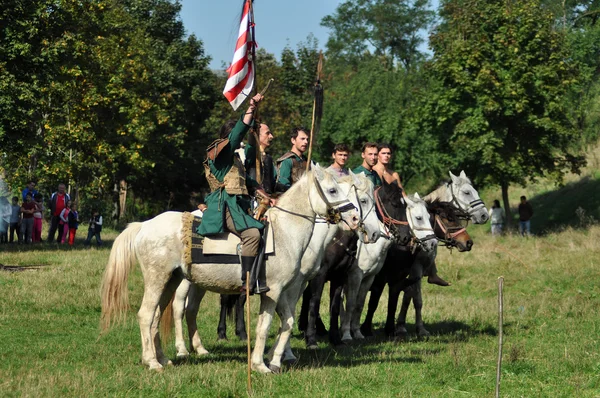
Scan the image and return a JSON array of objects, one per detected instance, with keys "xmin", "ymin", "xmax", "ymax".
[
  {"xmin": 374, "ymin": 187, "xmax": 436, "ymax": 250},
  {"xmin": 308, "ymin": 172, "xmax": 357, "ymax": 225},
  {"xmin": 351, "ymin": 183, "xmax": 376, "ymax": 237},
  {"xmin": 449, "ymin": 182, "xmax": 485, "ymax": 220},
  {"xmin": 434, "ymin": 213, "xmax": 468, "ymax": 247}
]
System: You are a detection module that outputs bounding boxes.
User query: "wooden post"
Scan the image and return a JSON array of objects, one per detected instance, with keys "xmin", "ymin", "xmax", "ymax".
[
  {"xmin": 496, "ymin": 276, "xmax": 504, "ymax": 398},
  {"xmin": 246, "ymin": 271, "xmax": 252, "ymax": 395}
]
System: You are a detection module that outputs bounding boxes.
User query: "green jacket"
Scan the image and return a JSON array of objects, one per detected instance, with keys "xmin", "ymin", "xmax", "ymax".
[
  {"xmin": 198, "ymin": 118, "xmax": 264, "ymax": 236},
  {"xmin": 277, "ymin": 152, "xmax": 306, "ymax": 190},
  {"xmin": 352, "ymin": 165, "xmax": 382, "ymax": 187}
]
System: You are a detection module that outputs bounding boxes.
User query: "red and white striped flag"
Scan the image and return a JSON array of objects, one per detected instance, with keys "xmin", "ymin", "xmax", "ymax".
[{"xmin": 223, "ymin": 0, "xmax": 255, "ymax": 110}]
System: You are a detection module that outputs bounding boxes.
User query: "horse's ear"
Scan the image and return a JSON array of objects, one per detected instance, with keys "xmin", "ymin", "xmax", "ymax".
[
  {"xmin": 313, "ymin": 163, "xmax": 325, "ymax": 180},
  {"xmin": 414, "ymin": 192, "xmax": 421, "ymax": 200},
  {"xmin": 449, "ymin": 170, "xmax": 459, "ymax": 184},
  {"xmin": 350, "ymin": 170, "xmax": 361, "ymax": 186},
  {"xmin": 459, "ymin": 170, "xmax": 467, "ymax": 179}
]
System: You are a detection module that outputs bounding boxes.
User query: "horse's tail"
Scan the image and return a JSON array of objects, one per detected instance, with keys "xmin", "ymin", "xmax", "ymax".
[
  {"xmin": 159, "ymin": 292, "xmax": 175, "ymax": 344},
  {"xmin": 100, "ymin": 222, "xmax": 143, "ymax": 332},
  {"xmin": 226, "ymin": 294, "xmax": 240, "ymax": 321}
]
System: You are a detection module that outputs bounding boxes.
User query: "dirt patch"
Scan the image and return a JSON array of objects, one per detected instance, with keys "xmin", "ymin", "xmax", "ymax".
[{"xmin": 0, "ymin": 263, "xmax": 50, "ymax": 272}]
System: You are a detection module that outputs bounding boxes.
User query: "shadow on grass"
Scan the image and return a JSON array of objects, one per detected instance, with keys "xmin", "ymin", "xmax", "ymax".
[
  {"xmin": 172, "ymin": 318, "xmax": 495, "ymax": 370},
  {"xmin": 523, "ymin": 175, "xmax": 600, "ymax": 235}
]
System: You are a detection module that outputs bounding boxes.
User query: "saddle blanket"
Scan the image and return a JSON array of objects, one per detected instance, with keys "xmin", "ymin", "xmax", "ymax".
[{"xmin": 181, "ymin": 212, "xmax": 274, "ymax": 265}]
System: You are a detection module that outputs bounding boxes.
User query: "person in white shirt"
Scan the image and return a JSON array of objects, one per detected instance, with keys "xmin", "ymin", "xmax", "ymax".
[{"xmin": 488, "ymin": 200, "xmax": 505, "ymax": 235}]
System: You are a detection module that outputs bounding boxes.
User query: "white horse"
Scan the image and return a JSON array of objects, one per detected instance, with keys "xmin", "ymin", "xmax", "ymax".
[
  {"xmin": 341, "ymin": 170, "xmax": 487, "ymax": 341},
  {"xmin": 172, "ymin": 171, "xmax": 382, "ymax": 368},
  {"xmin": 100, "ymin": 164, "xmax": 362, "ymax": 373}
]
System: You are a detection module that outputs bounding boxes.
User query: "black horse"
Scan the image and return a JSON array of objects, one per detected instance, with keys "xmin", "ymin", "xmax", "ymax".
[
  {"xmin": 360, "ymin": 200, "xmax": 473, "ymax": 338},
  {"xmin": 298, "ymin": 179, "xmax": 412, "ymax": 347}
]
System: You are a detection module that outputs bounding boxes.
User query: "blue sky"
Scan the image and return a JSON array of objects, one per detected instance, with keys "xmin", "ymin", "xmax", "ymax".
[{"xmin": 179, "ymin": 0, "xmax": 439, "ymax": 70}]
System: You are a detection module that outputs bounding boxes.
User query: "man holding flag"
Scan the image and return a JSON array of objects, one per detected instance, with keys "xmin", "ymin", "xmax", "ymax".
[
  {"xmin": 199, "ymin": 0, "xmax": 272, "ymax": 294},
  {"xmin": 198, "ymin": 94, "xmax": 271, "ymax": 294}
]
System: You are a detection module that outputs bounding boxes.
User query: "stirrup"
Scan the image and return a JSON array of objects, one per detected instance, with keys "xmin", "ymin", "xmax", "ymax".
[{"xmin": 252, "ymin": 282, "xmax": 270, "ymax": 294}]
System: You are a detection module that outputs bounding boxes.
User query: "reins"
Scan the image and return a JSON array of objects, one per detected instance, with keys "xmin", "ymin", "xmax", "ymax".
[{"xmin": 434, "ymin": 214, "xmax": 468, "ymax": 245}]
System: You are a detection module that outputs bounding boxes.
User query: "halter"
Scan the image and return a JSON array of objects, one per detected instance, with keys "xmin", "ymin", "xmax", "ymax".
[
  {"xmin": 448, "ymin": 182, "xmax": 485, "ymax": 219},
  {"xmin": 434, "ymin": 214, "xmax": 468, "ymax": 247},
  {"xmin": 351, "ymin": 184, "xmax": 376, "ymax": 237},
  {"xmin": 374, "ymin": 187, "xmax": 409, "ymax": 241},
  {"xmin": 404, "ymin": 203, "xmax": 437, "ymax": 251}
]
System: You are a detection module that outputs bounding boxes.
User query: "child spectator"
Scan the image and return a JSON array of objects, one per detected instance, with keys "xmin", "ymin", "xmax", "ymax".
[
  {"xmin": 59, "ymin": 200, "xmax": 72, "ymax": 244},
  {"xmin": 67, "ymin": 204, "xmax": 80, "ymax": 246},
  {"xmin": 9, "ymin": 197, "xmax": 21, "ymax": 243},
  {"xmin": 32, "ymin": 194, "xmax": 44, "ymax": 243},
  {"xmin": 84, "ymin": 209, "xmax": 103, "ymax": 247},
  {"xmin": 20, "ymin": 194, "xmax": 36, "ymax": 244}
]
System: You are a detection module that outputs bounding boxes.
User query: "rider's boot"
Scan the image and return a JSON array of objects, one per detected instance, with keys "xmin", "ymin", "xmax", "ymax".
[
  {"xmin": 251, "ymin": 256, "xmax": 270, "ymax": 295},
  {"xmin": 427, "ymin": 272, "xmax": 451, "ymax": 287}
]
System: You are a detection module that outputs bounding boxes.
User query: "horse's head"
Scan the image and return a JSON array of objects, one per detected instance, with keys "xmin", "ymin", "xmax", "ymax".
[
  {"xmin": 310, "ymin": 163, "xmax": 360, "ymax": 231},
  {"xmin": 376, "ymin": 178, "xmax": 412, "ymax": 246},
  {"xmin": 404, "ymin": 193, "xmax": 438, "ymax": 252},
  {"xmin": 449, "ymin": 170, "xmax": 488, "ymax": 224},
  {"xmin": 429, "ymin": 201, "xmax": 473, "ymax": 252},
  {"xmin": 346, "ymin": 171, "xmax": 380, "ymax": 244}
]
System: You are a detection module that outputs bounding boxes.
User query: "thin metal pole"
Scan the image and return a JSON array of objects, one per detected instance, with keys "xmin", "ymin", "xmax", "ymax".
[{"xmin": 496, "ymin": 276, "xmax": 504, "ymax": 398}]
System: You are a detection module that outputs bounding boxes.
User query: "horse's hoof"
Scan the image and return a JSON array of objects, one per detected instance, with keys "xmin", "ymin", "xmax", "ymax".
[
  {"xmin": 283, "ymin": 357, "xmax": 298, "ymax": 366},
  {"xmin": 268, "ymin": 364, "xmax": 281, "ymax": 374},
  {"xmin": 195, "ymin": 348, "xmax": 210, "ymax": 356},
  {"xmin": 252, "ymin": 363, "xmax": 272, "ymax": 374},
  {"xmin": 307, "ymin": 343, "xmax": 318, "ymax": 350},
  {"xmin": 148, "ymin": 361, "xmax": 164, "ymax": 371},
  {"xmin": 176, "ymin": 351, "xmax": 190, "ymax": 360},
  {"xmin": 217, "ymin": 336, "xmax": 228, "ymax": 342},
  {"xmin": 237, "ymin": 334, "xmax": 248, "ymax": 341},
  {"xmin": 341, "ymin": 332, "xmax": 353, "ymax": 342},
  {"xmin": 352, "ymin": 330, "xmax": 365, "ymax": 340},
  {"xmin": 417, "ymin": 329, "xmax": 430, "ymax": 340}
]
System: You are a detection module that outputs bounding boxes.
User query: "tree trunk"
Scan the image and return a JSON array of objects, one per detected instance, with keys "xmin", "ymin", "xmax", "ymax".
[
  {"xmin": 119, "ymin": 179, "xmax": 127, "ymax": 222},
  {"xmin": 501, "ymin": 181, "xmax": 512, "ymax": 229}
]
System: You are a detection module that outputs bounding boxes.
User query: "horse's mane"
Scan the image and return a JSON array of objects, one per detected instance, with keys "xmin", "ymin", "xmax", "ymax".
[{"xmin": 427, "ymin": 200, "xmax": 459, "ymax": 220}]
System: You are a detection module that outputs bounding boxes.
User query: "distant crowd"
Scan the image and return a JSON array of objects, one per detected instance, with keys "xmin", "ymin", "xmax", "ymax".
[{"xmin": 0, "ymin": 181, "xmax": 104, "ymax": 246}]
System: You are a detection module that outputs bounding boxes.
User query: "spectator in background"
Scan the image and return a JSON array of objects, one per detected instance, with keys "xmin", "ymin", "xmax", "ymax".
[
  {"xmin": 518, "ymin": 196, "xmax": 534, "ymax": 236},
  {"xmin": 47, "ymin": 183, "xmax": 70, "ymax": 243},
  {"xmin": 0, "ymin": 197, "xmax": 9, "ymax": 243},
  {"xmin": 32, "ymin": 194, "xmax": 44, "ymax": 243},
  {"xmin": 9, "ymin": 197, "xmax": 21, "ymax": 243},
  {"xmin": 22, "ymin": 181, "xmax": 38, "ymax": 202},
  {"xmin": 488, "ymin": 200, "xmax": 505, "ymax": 236},
  {"xmin": 59, "ymin": 200, "xmax": 72, "ymax": 244},
  {"xmin": 20, "ymin": 194, "xmax": 36, "ymax": 244},
  {"xmin": 67, "ymin": 203, "xmax": 79, "ymax": 246},
  {"xmin": 84, "ymin": 209, "xmax": 103, "ymax": 247}
]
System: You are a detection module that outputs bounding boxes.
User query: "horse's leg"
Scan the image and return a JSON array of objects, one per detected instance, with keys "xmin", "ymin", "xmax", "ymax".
[
  {"xmin": 282, "ymin": 296, "xmax": 298, "ymax": 364},
  {"xmin": 305, "ymin": 275, "xmax": 327, "ymax": 349},
  {"xmin": 360, "ymin": 275, "xmax": 385, "ymax": 337},
  {"xmin": 412, "ymin": 280, "xmax": 430, "ymax": 339},
  {"xmin": 151, "ymin": 270, "xmax": 184, "ymax": 367},
  {"xmin": 173, "ymin": 279, "xmax": 191, "ymax": 358},
  {"xmin": 235, "ymin": 294, "xmax": 248, "ymax": 341},
  {"xmin": 341, "ymin": 268, "xmax": 361, "ymax": 342},
  {"xmin": 138, "ymin": 270, "xmax": 173, "ymax": 370},
  {"xmin": 267, "ymin": 294, "xmax": 294, "ymax": 373},
  {"xmin": 385, "ymin": 281, "xmax": 403, "ymax": 337},
  {"xmin": 298, "ymin": 287, "xmax": 310, "ymax": 332},
  {"xmin": 186, "ymin": 284, "xmax": 209, "ymax": 355},
  {"xmin": 217, "ymin": 294, "xmax": 229, "ymax": 341},
  {"xmin": 251, "ymin": 292, "xmax": 280, "ymax": 374},
  {"xmin": 396, "ymin": 285, "xmax": 413, "ymax": 338},
  {"xmin": 351, "ymin": 274, "xmax": 375, "ymax": 339},
  {"xmin": 328, "ymin": 279, "xmax": 344, "ymax": 346}
]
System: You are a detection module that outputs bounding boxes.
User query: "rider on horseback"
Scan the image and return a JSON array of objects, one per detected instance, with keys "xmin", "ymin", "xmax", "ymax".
[{"xmin": 199, "ymin": 93, "xmax": 272, "ymax": 294}]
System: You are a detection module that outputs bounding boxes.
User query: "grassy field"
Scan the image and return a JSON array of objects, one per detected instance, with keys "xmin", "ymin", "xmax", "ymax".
[{"xmin": 1, "ymin": 164, "xmax": 600, "ymax": 397}]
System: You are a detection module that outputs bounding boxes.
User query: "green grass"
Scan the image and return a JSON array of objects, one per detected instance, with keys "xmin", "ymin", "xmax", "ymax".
[{"xmin": 1, "ymin": 223, "xmax": 599, "ymax": 397}]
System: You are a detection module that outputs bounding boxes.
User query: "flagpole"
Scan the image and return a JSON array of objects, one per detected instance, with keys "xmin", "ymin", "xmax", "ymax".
[
  {"xmin": 247, "ymin": 1, "xmax": 255, "ymax": 394},
  {"xmin": 306, "ymin": 51, "xmax": 324, "ymax": 172}
]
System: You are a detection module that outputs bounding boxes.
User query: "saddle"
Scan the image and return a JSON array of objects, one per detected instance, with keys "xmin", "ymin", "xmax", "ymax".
[{"xmin": 181, "ymin": 212, "xmax": 274, "ymax": 265}]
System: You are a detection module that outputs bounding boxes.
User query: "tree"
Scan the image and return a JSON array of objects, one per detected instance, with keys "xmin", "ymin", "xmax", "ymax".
[
  {"xmin": 426, "ymin": 0, "xmax": 585, "ymax": 225},
  {"xmin": 321, "ymin": 0, "xmax": 435, "ymax": 69}
]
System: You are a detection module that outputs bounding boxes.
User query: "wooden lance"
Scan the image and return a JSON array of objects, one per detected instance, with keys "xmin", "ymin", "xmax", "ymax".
[{"xmin": 306, "ymin": 51, "xmax": 324, "ymax": 172}]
